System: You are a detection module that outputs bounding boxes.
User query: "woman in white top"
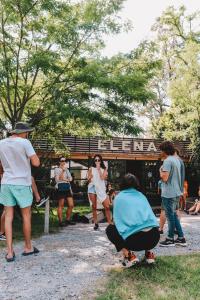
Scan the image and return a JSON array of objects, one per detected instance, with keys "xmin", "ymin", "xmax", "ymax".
[
  {"xmin": 87, "ymin": 154, "xmax": 111, "ymax": 230},
  {"xmin": 54, "ymin": 157, "xmax": 75, "ymax": 227}
]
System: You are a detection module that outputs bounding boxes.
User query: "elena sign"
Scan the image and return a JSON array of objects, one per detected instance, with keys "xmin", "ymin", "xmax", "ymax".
[
  {"xmin": 98, "ymin": 140, "xmax": 157, "ymax": 152},
  {"xmin": 33, "ymin": 135, "xmax": 191, "ymax": 158}
]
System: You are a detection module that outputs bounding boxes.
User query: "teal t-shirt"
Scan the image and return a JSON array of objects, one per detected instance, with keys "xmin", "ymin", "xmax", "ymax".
[
  {"xmin": 114, "ymin": 188, "xmax": 158, "ymax": 240},
  {"xmin": 161, "ymin": 156, "xmax": 183, "ymax": 198}
]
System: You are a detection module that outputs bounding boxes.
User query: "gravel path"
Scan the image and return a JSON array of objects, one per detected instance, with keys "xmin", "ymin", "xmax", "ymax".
[
  {"xmin": 157, "ymin": 214, "xmax": 200, "ymax": 256},
  {"xmin": 0, "ymin": 214, "xmax": 200, "ymax": 300}
]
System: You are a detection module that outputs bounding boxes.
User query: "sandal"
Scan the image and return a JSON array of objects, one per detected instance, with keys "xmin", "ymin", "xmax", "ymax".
[
  {"xmin": 5, "ymin": 252, "xmax": 15, "ymax": 262},
  {"xmin": 22, "ymin": 247, "xmax": 39, "ymax": 256}
]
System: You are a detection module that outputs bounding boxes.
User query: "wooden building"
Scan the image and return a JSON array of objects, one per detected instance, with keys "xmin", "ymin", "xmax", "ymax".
[{"xmin": 34, "ymin": 136, "xmax": 199, "ymax": 206}]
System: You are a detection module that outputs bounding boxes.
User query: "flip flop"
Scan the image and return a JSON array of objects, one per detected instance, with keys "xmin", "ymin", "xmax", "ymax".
[
  {"xmin": 22, "ymin": 247, "xmax": 39, "ymax": 256},
  {"xmin": 5, "ymin": 252, "xmax": 15, "ymax": 262},
  {"xmin": 36, "ymin": 196, "xmax": 49, "ymax": 207}
]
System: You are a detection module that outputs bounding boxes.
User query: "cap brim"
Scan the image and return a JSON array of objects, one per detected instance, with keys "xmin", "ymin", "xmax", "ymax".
[{"xmin": 10, "ymin": 128, "xmax": 34, "ymax": 134}]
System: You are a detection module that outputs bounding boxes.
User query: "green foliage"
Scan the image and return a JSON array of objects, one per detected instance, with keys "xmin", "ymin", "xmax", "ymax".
[
  {"xmin": 0, "ymin": 0, "xmax": 155, "ymax": 142},
  {"xmin": 152, "ymin": 41, "xmax": 200, "ymax": 160},
  {"xmin": 147, "ymin": 6, "xmax": 200, "ymax": 159},
  {"xmin": 132, "ymin": 41, "xmax": 169, "ymax": 122}
]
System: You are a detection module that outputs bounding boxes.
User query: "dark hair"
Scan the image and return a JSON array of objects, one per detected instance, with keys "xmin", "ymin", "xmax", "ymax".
[
  {"xmin": 159, "ymin": 141, "xmax": 175, "ymax": 156},
  {"xmin": 107, "ymin": 182, "xmax": 112, "ymax": 188},
  {"xmin": 91, "ymin": 154, "xmax": 106, "ymax": 169},
  {"xmin": 120, "ymin": 173, "xmax": 140, "ymax": 191},
  {"xmin": 106, "ymin": 182, "xmax": 112, "ymax": 193}
]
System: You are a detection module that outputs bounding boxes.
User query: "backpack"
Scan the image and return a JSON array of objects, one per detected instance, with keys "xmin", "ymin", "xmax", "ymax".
[{"xmin": 72, "ymin": 212, "xmax": 89, "ymax": 224}]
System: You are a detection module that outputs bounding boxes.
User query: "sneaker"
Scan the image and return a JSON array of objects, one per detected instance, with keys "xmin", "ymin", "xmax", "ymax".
[
  {"xmin": 36, "ymin": 196, "xmax": 49, "ymax": 207},
  {"xmin": 174, "ymin": 237, "xmax": 187, "ymax": 247},
  {"xmin": 65, "ymin": 220, "xmax": 76, "ymax": 226},
  {"xmin": 145, "ymin": 251, "xmax": 155, "ymax": 264},
  {"xmin": 94, "ymin": 223, "xmax": 99, "ymax": 230},
  {"xmin": 122, "ymin": 252, "xmax": 139, "ymax": 268},
  {"xmin": 160, "ymin": 238, "xmax": 175, "ymax": 247},
  {"xmin": 0, "ymin": 233, "xmax": 6, "ymax": 241},
  {"xmin": 191, "ymin": 212, "xmax": 198, "ymax": 216}
]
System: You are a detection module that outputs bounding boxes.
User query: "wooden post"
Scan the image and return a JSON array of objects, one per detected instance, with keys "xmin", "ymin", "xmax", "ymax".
[{"xmin": 44, "ymin": 198, "xmax": 50, "ymax": 234}]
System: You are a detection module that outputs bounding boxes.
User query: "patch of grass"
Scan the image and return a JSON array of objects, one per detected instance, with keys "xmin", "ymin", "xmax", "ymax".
[
  {"xmin": 73, "ymin": 203, "xmax": 91, "ymax": 215},
  {"xmin": 96, "ymin": 254, "xmax": 200, "ymax": 300},
  {"xmin": 0, "ymin": 204, "xmax": 91, "ymax": 248}
]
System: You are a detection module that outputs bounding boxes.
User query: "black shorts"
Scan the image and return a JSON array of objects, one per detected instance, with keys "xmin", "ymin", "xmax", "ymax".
[{"xmin": 56, "ymin": 189, "xmax": 73, "ymax": 200}]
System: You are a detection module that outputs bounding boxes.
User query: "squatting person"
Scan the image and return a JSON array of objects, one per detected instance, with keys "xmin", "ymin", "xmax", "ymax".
[{"xmin": 106, "ymin": 173, "xmax": 160, "ymax": 267}]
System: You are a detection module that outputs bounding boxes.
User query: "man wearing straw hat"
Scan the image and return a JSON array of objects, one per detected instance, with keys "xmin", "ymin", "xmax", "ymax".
[{"xmin": 0, "ymin": 122, "xmax": 40, "ymax": 262}]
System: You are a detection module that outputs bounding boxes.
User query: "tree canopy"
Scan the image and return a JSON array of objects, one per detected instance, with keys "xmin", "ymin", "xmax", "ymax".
[
  {"xmin": 137, "ymin": 6, "xmax": 200, "ymax": 158},
  {"xmin": 0, "ymin": 0, "xmax": 156, "ymax": 141}
]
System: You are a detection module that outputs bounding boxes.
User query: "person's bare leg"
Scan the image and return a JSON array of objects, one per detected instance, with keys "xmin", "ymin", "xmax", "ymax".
[
  {"xmin": 66, "ymin": 197, "xmax": 74, "ymax": 221},
  {"xmin": 5, "ymin": 206, "xmax": 14, "ymax": 258},
  {"xmin": 21, "ymin": 206, "xmax": 33, "ymax": 252},
  {"xmin": 57, "ymin": 198, "xmax": 64, "ymax": 223},
  {"xmin": 0, "ymin": 209, "xmax": 5, "ymax": 234},
  {"xmin": 179, "ymin": 196, "xmax": 183, "ymax": 211},
  {"xmin": 194, "ymin": 203, "xmax": 200, "ymax": 213},
  {"xmin": 188, "ymin": 204, "xmax": 196, "ymax": 213},
  {"xmin": 102, "ymin": 197, "xmax": 112, "ymax": 224},
  {"xmin": 159, "ymin": 210, "xmax": 166, "ymax": 231},
  {"xmin": 88, "ymin": 194, "xmax": 97, "ymax": 224}
]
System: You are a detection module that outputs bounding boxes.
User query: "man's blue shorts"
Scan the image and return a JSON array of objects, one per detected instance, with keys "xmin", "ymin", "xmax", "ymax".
[{"xmin": 0, "ymin": 184, "xmax": 33, "ymax": 208}]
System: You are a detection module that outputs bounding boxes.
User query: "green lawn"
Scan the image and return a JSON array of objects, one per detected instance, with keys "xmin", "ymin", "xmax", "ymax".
[
  {"xmin": 0, "ymin": 203, "xmax": 91, "ymax": 248},
  {"xmin": 73, "ymin": 204, "xmax": 91, "ymax": 215},
  {"xmin": 96, "ymin": 254, "xmax": 200, "ymax": 300}
]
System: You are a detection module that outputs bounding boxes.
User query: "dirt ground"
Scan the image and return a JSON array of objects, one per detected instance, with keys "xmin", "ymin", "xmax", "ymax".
[{"xmin": 1, "ymin": 214, "xmax": 200, "ymax": 300}]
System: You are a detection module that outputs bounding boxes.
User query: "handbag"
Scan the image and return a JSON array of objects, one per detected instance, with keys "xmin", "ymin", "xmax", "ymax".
[{"xmin": 57, "ymin": 182, "xmax": 71, "ymax": 192}]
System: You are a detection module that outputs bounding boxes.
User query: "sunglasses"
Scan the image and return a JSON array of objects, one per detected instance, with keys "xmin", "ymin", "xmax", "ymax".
[
  {"xmin": 60, "ymin": 160, "xmax": 66, "ymax": 162},
  {"xmin": 95, "ymin": 159, "xmax": 101, "ymax": 162}
]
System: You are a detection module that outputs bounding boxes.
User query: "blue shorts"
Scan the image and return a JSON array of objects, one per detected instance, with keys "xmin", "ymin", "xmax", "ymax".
[
  {"xmin": 88, "ymin": 185, "xmax": 96, "ymax": 194},
  {"xmin": 0, "ymin": 184, "xmax": 33, "ymax": 208}
]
